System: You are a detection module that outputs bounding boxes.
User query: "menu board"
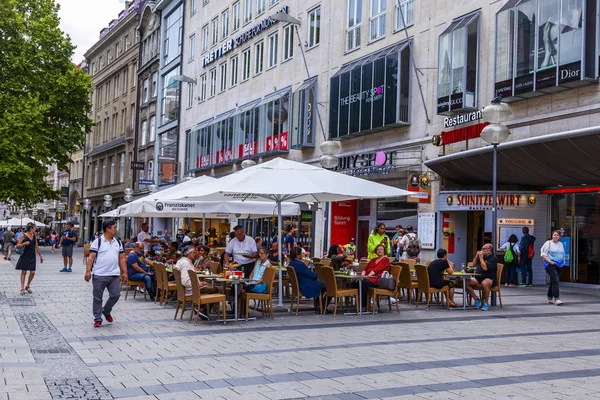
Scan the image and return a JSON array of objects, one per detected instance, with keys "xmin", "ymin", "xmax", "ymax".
[{"xmin": 418, "ymin": 212, "xmax": 436, "ymax": 249}]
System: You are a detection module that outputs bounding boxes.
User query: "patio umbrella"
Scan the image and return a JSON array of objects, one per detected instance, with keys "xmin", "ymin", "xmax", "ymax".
[
  {"xmin": 170, "ymin": 157, "xmax": 412, "ymax": 306},
  {"xmin": 99, "ymin": 209, "xmax": 119, "ymax": 218},
  {"xmin": 0, "ymin": 217, "xmax": 48, "ymax": 228}
]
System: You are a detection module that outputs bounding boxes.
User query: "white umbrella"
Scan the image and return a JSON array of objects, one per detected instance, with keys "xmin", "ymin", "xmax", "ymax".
[
  {"xmin": 99, "ymin": 209, "xmax": 119, "ymax": 218},
  {"xmin": 0, "ymin": 217, "xmax": 48, "ymax": 228},
  {"xmin": 171, "ymin": 157, "xmax": 412, "ymax": 306}
]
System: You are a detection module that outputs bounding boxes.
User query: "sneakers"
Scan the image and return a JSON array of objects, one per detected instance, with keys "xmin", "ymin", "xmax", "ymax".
[
  {"xmin": 474, "ymin": 299, "xmax": 482, "ymax": 309},
  {"xmin": 481, "ymin": 303, "xmax": 489, "ymax": 311},
  {"xmin": 555, "ymin": 299, "xmax": 564, "ymax": 306},
  {"xmin": 389, "ymin": 297, "xmax": 397, "ymax": 304},
  {"xmin": 519, "ymin": 283, "xmax": 526, "ymax": 287},
  {"xmin": 526, "ymin": 284, "xmax": 533, "ymax": 287},
  {"xmin": 104, "ymin": 314, "xmax": 114, "ymax": 323},
  {"xmin": 94, "ymin": 321, "xmax": 102, "ymax": 328},
  {"xmin": 547, "ymin": 299, "xmax": 556, "ymax": 304},
  {"xmin": 509, "ymin": 284, "xmax": 516, "ymax": 287},
  {"xmin": 67, "ymin": 268, "xmax": 72, "ymax": 272},
  {"xmin": 59, "ymin": 267, "xmax": 68, "ymax": 272}
]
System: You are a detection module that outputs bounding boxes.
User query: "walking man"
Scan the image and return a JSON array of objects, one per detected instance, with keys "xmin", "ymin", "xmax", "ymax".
[
  {"xmin": 58, "ymin": 222, "xmax": 78, "ymax": 272},
  {"xmin": 3, "ymin": 229, "xmax": 15, "ymax": 260},
  {"xmin": 85, "ymin": 220, "xmax": 127, "ymax": 328},
  {"xmin": 519, "ymin": 227, "xmax": 536, "ymax": 286},
  {"xmin": 224, "ymin": 225, "xmax": 258, "ymax": 279}
]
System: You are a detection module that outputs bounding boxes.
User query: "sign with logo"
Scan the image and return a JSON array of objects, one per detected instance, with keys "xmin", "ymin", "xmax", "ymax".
[
  {"xmin": 440, "ymin": 192, "xmax": 538, "ymax": 211},
  {"xmin": 432, "ymin": 122, "xmax": 489, "ymax": 146},
  {"xmin": 238, "ymin": 140, "xmax": 258, "ymax": 159},
  {"xmin": 330, "ymin": 200, "xmax": 357, "ymax": 249},
  {"xmin": 331, "ymin": 151, "xmax": 396, "ymax": 176},
  {"xmin": 131, "ymin": 162, "xmax": 145, "ymax": 170},
  {"xmin": 443, "ymin": 110, "xmax": 482, "ymax": 128},
  {"xmin": 139, "ymin": 179, "xmax": 154, "ymax": 185},
  {"xmin": 202, "ymin": 6, "xmax": 289, "ymax": 68},
  {"xmin": 60, "ymin": 186, "xmax": 69, "ymax": 198}
]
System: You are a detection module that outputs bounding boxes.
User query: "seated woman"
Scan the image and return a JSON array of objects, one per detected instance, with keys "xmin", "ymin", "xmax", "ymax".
[
  {"xmin": 288, "ymin": 248, "xmax": 326, "ymax": 313},
  {"xmin": 242, "ymin": 247, "xmax": 271, "ymax": 294},
  {"xmin": 427, "ymin": 248, "xmax": 456, "ymax": 307},
  {"xmin": 327, "ymin": 244, "xmax": 347, "ymax": 271},
  {"xmin": 352, "ymin": 244, "xmax": 390, "ymax": 307}
]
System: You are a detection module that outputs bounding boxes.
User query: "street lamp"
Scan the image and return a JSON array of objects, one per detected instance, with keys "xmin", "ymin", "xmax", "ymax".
[
  {"xmin": 271, "ymin": 11, "xmax": 341, "ymax": 169},
  {"xmin": 241, "ymin": 159, "xmax": 257, "ymax": 169},
  {"xmin": 481, "ymin": 98, "xmax": 511, "ymax": 253},
  {"xmin": 82, "ymin": 199, "xmax": 91, "ymax": 243}
]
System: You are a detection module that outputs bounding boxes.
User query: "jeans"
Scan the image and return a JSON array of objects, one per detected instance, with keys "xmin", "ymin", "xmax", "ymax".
[
  {"xmin": 129, "ymin": 272, "xmax": 155, "ymax": 298},
  {"xmin": 546, "ymin": 264, "xmax": 560, "ymax": 300},
  {"xmin": 92, "ymin": 275, "xmax": 121, "ymax": 322},
  {"xmin": 507, "ymin": 262, "xmax": 518, "ymax": 285},
  {"xmin": 520, "ymin": 257, "xmax": 533, "ymax": 285}
]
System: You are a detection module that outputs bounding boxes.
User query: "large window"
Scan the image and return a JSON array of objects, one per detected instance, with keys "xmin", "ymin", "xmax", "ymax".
[
  {"xmin": 119, "ymin": 153, "xmax": 125, "ymax": 183},
  {"xmin": 369, "ymin": 0, "xmax": 386, "ymax": 41},
  {"xmin": 268, "ymin": 32, "xmax": 278, "ymax": 68},
  {"xmin": 222, "ymin": 9, "xmax": 230, "ymax": 38},
  {"xmin": 143, "ymin": 78, "xmax": 149, "ymax": 103},
  {"xmin": 231, "ymin": 55, "xmax": 239, "ymax": 86},
  {"xmin": 283, "ymin": 25, "xmax": 294, "ymax": 61},
  {"xmin": 494, "ymin": 0, "xmax": 595, "ymax": 101},
  {"xmin": 209, "ymin": 68, "xmax": 217, "ymax": 97},
  {"xmin": 308, "ymin": 7, "xmax": 321, "ymax": 48},
  {"xmin": 200, "ymin": 74, "xmax": 207, "ymax": 101},
  {"xmin": 232, "ymin": 2, "xmax": 241, "ymax": 32},
  {"xmin": 255, "ymin": 41, "xmax": 264, "ymax": 74},
  {"xmin": 189, "ymin": 34, "xmax": 196, "ymax": 61},
  {"xmin": 242, "ymin": 47, "xmax": 251, "ymax": 80},
  {"xmin": 158, "ymin": 128, "xmax": 178, "ymax": 185},
  {"xmin": 187, "ymin": 82, "xmax": 195, "ymax": 107},
  {"xmin": 346, "ymin": 0, "xmax": 362, "ymax": 51},
  {"xmin": 161, "ymin": 68, "xmax": 180, "ymax": 125},
  {"xmin": 257, "ymin": 0, "xmax": 265, "ymax": 15},
  {"xmin": 163, "ymin": 5, "xmax": 183, "ymax": 64},
  {"xmin": 329, "ymin": 41, "xmax": 411, "ymax": 139},
  {"xmin": 141, "ymin": 119, "xmax": 148, "ymax": 146},
  {"xmin": 211, "ymin": 17, "xmax": 219, "ymax": 46},
  {"xmin": 395, "ymin": 0, "xmax": 414, "ymax": 30},
  {"xmin": 244, "ymin": 0, "xmax": 253, "ymax": 24},
  {"xmin": 202, "ymin": 25, "xmax": 209, "ymax": 51},
  {"xmin": 149, "ymin": 115, "xmax": 156, "ymax": 142},
  {"xmin": 191, "ymin": 0, "xmax": 197, "ymax": 16},
  {"xmin": 152, "ymin": 71, "xmax": 158, "ymax": 97},
  {"xmin": 220, "ymin": 62, "xmax": 227, "ymax": 92},
  {"xmin": 109, "ymin": 157, "xmax": 115, "ymax": 185},
  {"xmin": 437, "ymin": 12, "xmax": 480, "ymax": 115}
]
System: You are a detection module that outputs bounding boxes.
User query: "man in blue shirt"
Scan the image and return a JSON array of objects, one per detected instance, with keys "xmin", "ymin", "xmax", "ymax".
[
  {"xmin": 126, "ymin": 242, "xmax": 155, "ymax": 301},
  {"xmin": 58, "ymin": 222, "xmax": 78, "ymax": 272},
  {"xmin": 284, "ymin": 225, "xmax": 296, "ymax": 254}
]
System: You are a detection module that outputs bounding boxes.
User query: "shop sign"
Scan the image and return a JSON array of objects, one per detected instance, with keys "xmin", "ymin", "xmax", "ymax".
[
  {"xmin": 442, "ymin": 193, "xmax": 535, "ymax": 210},
  {"xmin": 433, "ymin": 122, "xmax": 489, "ymax": 146},
  {"xmin": 266, "ymin": 132, "xmax": 289, "ymax": 152},
  {"xmin": 330, "ymin": 200, "xmax": 357, "ymax": 248},
  {"xmin": 139, "ymin": 179, "xmax": 154, "ymax": 185},
  {"xmin": 202, "ymin": 6, "xmax": 289, "ymax": 68},
  {"xmin": 131, "ymin": 162, "xmax": 145, "ymax": 170},
  {"xmin": 443, "ymin": 110, "xmax": 482, "ymax": 128},
  {"xmin": 238, "ymin": 141, "xmax": 258, "ymax": 158},
  {"xmin": 216, "ymin": 148, "xmax": 234, "ymax": 164},
  {"xmin": 332, "ymin": 151, "xmax": 396, "ymax": 176},
  {"xmin": 197, "ymin": 154, "xmax": 211, "ymax": 168}
]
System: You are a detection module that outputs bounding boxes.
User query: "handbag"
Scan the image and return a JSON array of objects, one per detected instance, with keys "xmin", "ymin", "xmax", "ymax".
[
  {"xmin": 378, "ymin": 271, "xmax": 396, "ymax": 291},
  {"xmin": 14, "ymin": 246, "xmax": 24, "ymax": 255}
]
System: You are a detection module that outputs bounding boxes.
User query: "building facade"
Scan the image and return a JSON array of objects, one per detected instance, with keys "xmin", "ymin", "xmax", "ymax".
[{"xmin": 83, "ymin": 0, "xmax": 145, "ymax": 241}]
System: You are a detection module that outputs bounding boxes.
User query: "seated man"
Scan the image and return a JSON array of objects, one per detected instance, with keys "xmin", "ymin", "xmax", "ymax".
[
  {"xmin": 427, "ymin": 248, "xmax": 456, "ymax": 307},
  {"xmin": 288, "ymin": 248, "xmax": 326, "ymax": 313},
  {"xmin": 126, "ymin": 242, "xmax": 156, "ymax": 301},
  {"xmin": 174, "ymin": 246, "xmax": 218, "ymax": 296},
  {"xmin": 465, "ymin": 243, "xmax": 498, "ymax": 311}
]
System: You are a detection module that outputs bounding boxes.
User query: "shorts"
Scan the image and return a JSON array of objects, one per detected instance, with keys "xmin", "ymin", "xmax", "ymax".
[
  {"xmin": 3, "ymin": 243, "xmax": 13, "ymax": 252},
  {"xmin": 50, "ymin": 240, "xmax": 56, "ymax": 245},
  {"xmin": 476, "ymin": 276, "xmax": 496, "ymax": 287},
  {"xmin": 62, "ymin": 246, "xmax": 74, "ymax": 257}
]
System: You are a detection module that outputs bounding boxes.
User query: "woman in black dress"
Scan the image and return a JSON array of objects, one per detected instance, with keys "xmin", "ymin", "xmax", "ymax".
[{"xmin": 15, "ymin": 222, "xmax": 44, "ymax": 295}]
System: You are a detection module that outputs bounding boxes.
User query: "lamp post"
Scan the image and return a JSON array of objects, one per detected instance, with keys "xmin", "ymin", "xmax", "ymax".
[
  {"xmin": 124, "ymin": 188, "xmax": 133, "ymax": 240},
  {"xmin": 481, "ymin": 98, "xmax": 512, "ymax": 253},
  {"xmin": 82, "ymin": 199, "xmax": 91, "ymax": 243},
  {"xmin": 271, "ymin": 12, "xmax": 341, "ymax": 168}
]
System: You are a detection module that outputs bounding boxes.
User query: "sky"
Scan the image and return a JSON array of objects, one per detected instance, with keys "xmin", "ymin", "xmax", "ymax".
[{"xmin": 56, "ymin": 0, "xmax": 127, "ymax": 62}]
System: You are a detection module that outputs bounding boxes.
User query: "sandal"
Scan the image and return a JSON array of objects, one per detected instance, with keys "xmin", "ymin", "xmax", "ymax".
[
  {"xmin": 25, "ymin": 287, "xmax": 32, "ymax": 294},
  {"xmin": 20, "ymin": 289, "xmax": 26, "ymax": 296}
]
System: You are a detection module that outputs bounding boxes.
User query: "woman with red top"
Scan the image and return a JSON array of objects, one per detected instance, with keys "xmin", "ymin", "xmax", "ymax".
[{"xmin": 352, "ymin": 244, "xmax": 390, "ymax": 307}]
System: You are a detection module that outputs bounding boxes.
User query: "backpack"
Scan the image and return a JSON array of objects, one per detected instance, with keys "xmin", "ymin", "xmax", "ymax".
[
  {"xmin": 405, "ymin": 234, "xmax": 421, "ymax": 257},
  {"xmin": 527, "ymin": 242, "xmax": 535, "ymax": 259},
  {"xmin": 504, "ymin": 243, "xmax": 515, "ymax": 263}
]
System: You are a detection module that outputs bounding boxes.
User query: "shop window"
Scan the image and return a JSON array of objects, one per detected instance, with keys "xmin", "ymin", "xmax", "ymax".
[
  {"xmin": 437, "ymin": 11, "xmax": 480, "ymax": 115},
  {"xmin": 161, "ymin": 68, "xmax": 180, "ymax": 125},
  {"xmin": 213, "ymin": 111, "xmax": 236, "ymax": 165},
  {"xmin": 329, "ymin": 40, "xmax": 411, "ymax": 139},
  {"xmin": 494, "ymin": 0, "xmax": 597, "ymax": 102},
  {"xmin": 255, "ymin": 88, "xmax": 291, "ymax": 154},
  {"xmin": 158, "ymin": 128, "xmax": 178, "ymax": 185},
  {"xmin": 235, "ymin": 99, "xmax": 261, "ymax": 160},
  {"xmin": 290, "ymin": 77, "xmax": 317, "ymax": 149}
]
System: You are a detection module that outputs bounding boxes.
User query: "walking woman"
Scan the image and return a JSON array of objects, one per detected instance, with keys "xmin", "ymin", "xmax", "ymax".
[
  {"xmin": 541, "ymin": 231, "xmax": 566, "ymax": 306},
  {"xmin": 50, "ymin": 231, "xmax": 57, "ymax": 253},
  {"xmin": 15, "ymin": 222, "xmax": 44, "ymax": 295},
  {"xmin": 500, "ymin": 234, "xmax": 520, "ymax": 286}
]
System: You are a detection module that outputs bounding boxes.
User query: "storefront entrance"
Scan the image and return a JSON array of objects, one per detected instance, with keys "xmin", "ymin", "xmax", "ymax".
[{"xmin": 551, "ymin": 193, "xmax": 600, "ymax": 285}]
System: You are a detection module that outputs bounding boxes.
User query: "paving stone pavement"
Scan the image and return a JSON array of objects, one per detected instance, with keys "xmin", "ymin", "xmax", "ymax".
[{"xmin": 1, "ymin": 248, "xmax": 600, "ymax": 399}]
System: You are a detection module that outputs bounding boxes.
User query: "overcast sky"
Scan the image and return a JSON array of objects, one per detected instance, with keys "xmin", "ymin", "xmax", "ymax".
[{"xmin": 56, "ymin": 0, "xmax": 126, "ymax": 62}]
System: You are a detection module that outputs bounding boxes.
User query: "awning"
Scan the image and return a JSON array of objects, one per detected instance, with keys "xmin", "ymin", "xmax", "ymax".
[{"xmin": 424, "ymin": 126, "xmax": 600, "ymax": 188}]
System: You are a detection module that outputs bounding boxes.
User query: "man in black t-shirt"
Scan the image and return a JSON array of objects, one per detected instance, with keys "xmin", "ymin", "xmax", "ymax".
[
  {"xmin": 465, "ymin": 243, "xmax": 498, "ymax": 311},
  {"xmin": 427, "ymin": 249, "xmax": 456, "ymax": 307}
]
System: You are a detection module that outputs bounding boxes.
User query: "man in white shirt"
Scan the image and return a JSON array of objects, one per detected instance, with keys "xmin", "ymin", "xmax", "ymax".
[
  {"xmin": 85, "ymin": 220, "xmax": 127, "ymax": 328},
  {"xmin": 174, "ymin": 246, "xmax": 218, "ymax": 296},
  {"xmin": 224, "ymin": 225, "xmax": 258, "ymax": 279},
  {"xmin": 137, "ymin": 223, "xmax": 158, "ymax": 256}
]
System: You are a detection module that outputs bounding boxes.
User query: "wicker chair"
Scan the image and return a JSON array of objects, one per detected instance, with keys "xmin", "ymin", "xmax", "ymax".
[
  {"xmin": 241, "ymin": 267, "xmax": 277, "ymax": 320},
  {"xmin": 367, "ymin": 264, "xmax": 402, "ymax": 313},
  {"xmin": 397, "ymin": 261, "xmax": 418, "ymax": 304},
  {"xmin": 414, "ymin": 264, "xmax": 449, "ymax": 310},
  {"xmin": 187, "ymin": 270, "xmax": 227, "ymax": 325},
  {"xmin": 322, "ymin": 266, "xmax": 358, "ymax": 316},
  {"xmin": 153, "ymin": 262, "xmax": 176, "ymax": 306},
  {"xmin": 286, "ymin": 266, "xmax": 322, "ymax": 315},
  {"xmin": 471, "ymin": 263, "xmax": 504, "ymax": 307},
  {"xmin": 172, "ymin": 268, "xmax": 193, "ymax": 321}
]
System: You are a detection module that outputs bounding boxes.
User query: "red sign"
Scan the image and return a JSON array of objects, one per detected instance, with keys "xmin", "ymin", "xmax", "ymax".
[
  {"xmin": 440, "ymin": 122, "xmax": 489, "ymax": 145},
  {"xmin": 330, "ymin": 200, "xmax": 357, "ymax": 247},
  {"xmin": 238, "ymin": 141, "xmax": 258, "ymax": 158},
  {"xmin": 196, "ymin": 154, "xmax": 211, "ymax": 168},
  {"xmin": 266, "ymin": 132, "xmax": 289, "ymax": 152},
  {"xmin": 216, "ymin": 148, "xmax": 234, "ymax": 164}
]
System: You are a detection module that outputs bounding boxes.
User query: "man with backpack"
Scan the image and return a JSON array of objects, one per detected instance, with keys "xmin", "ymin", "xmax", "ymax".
[
  {"xmin": 84, "ymin": 220, "xmax": 127, "ymax": 328},
  {"xmin": 401, "ymin": 229, "xmax": 421, "ymax": 260},
  {"xmin": 519, "ymin": 227, "xmax": 536, "ymax": 286}
]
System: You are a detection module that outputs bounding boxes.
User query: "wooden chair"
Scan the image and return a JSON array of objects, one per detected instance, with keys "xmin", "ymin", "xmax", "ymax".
[
  {"xmin": 313, "ymin": 263, "xmax": 325, "ymax": 282},
  {"xmin": 207, "ymin": 260, "xmax": 221, "ymax": 274},
  {"xmin": 241, "ymin": 267, "xmax": 277, "ymax": 320},
  {"xmin": 471, "ymin": 263, "xmax": 504, "ymax": 307},
  {"xmin": 124, "ymin": 248, "xmax": 133, "ymax": 256},
  {"xmin": 83, "ymin": 244, "xmax": 91, "ymax": 265},
  {"xmin": 153, "ymin": 262, "xmax": 176, "ymax": 306},
  {"xmin": 287, "ymin": 266, "xmax": 322, "ymax": 315},
  {"xmin": 312, "ymin": 257, "xmax": 322, "ymax": 263},
  {"xmin": 187, "ymin": 270, "xmax": 227, "ymax": 325},
  {"xmin": 319, "ymin": 259, "xmax": 331, "ymax": 267},
  {"xmin": 414, "ymin": 264, "xmax": 449, "ymax": 310},
  {"xmin": 387, "ymin": 256, "xmax": 396, "ymax": 264},
  {"xmin": 172, "ymin": 268, "xmax": 193, "ymax": 321},
  {"xmin": 400, "ymin": 259, "xmax": 416, "ymax": 269},
  {"xmin": 357, "ymin": 261, "xmax": 368, "ymax": 274},
  {"xmin": 322, "ymin": 266, "xmax": 358, "ymax": 316},
  {"xmin": 124, "ymin": 275, "xmax": 147, "ymax": 301},
  {"xmin": 367, "ymin": 264, "xmax": 402, "ymax": 313},
  {"xmin": 397, "ymin": 261, "xmax": 418, "ymax": 304}
]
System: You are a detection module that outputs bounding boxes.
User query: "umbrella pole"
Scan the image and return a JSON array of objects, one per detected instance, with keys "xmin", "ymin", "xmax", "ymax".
[
  {"xmin": 202, "ymin": 213, "xmax": 206, "ymax": 245},
  {"xmin": 277, "ymin": 202, "xmax": 283, "ymax": 307}
]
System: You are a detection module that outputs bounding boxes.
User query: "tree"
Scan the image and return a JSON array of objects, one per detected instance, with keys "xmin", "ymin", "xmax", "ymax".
[{"xmin": 0, "ymin": 0, "xmax": 93, "ymax": 206}]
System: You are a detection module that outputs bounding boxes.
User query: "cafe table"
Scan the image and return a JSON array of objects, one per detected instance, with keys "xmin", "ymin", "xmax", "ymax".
[
  {"xmin": 215, "ymin": 277, "xmax": 256, "ymax": 322},
  {"xmin": 334, "ymin": 273, "xmax": 377, "ymax": 316},
  {"xmin": 446, "ymin": 271, "xmax": 480, "ymax": 310}
]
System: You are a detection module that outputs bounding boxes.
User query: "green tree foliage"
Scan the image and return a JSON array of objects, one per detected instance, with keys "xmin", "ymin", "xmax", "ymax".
[{"xmin": 0, "ymin": 0, "xmax": 92, "ymax": 206}]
